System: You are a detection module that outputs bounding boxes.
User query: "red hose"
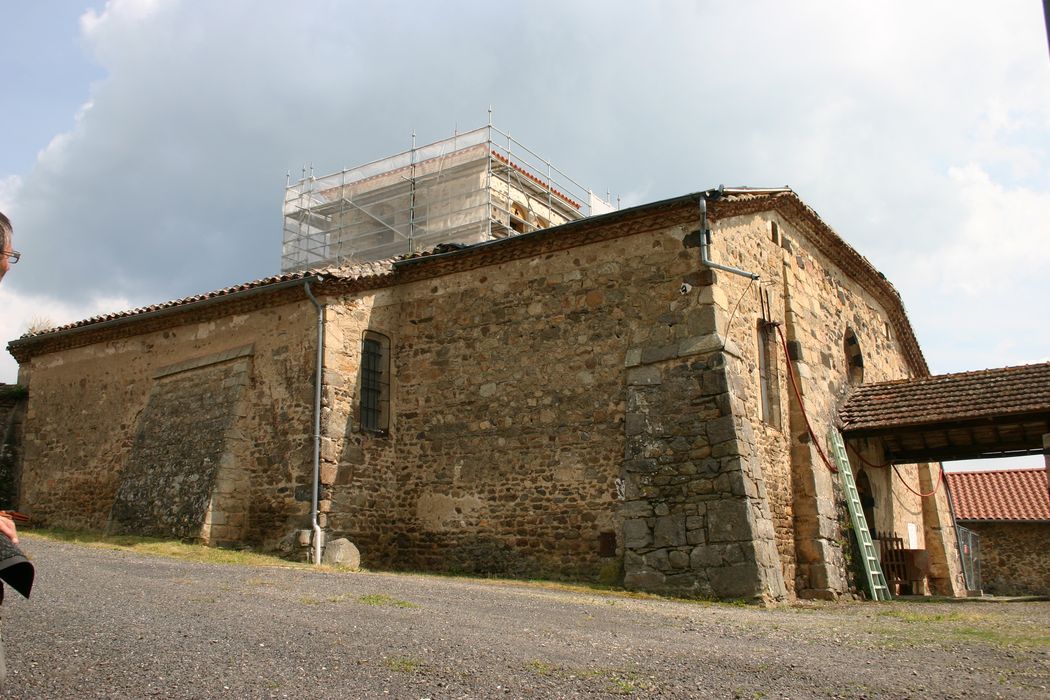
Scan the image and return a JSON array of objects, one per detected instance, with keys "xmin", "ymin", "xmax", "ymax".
[
  {"xmin": 774, "ymin": 325, "xmax": 944, "ymax": 498},
  {"xmin": 891, "ymin": 463, "xmax": 944, "ymax": 498},
  {"xmin": 844, "ymin": 407, "xmax": 945, "ymax": 498},
  {"xmin": 775, "ymin": 326, "xmax": 837, "ymax": 474},
  {"xmin": 847, "ymin": 442, "xmax": 891, "ymax": 468}
]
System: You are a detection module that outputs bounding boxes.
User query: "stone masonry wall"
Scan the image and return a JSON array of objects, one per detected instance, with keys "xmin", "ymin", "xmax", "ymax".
[
  {"xmin": 704, "ymin": 208, "xmax": 961, "ymax": 597},
  {"xmin": 18, "ymin": 300, "xmax": 318, "ymax": 546},
  {"xmin": 621, "ymin": 351, "xmax": 786, "ymax": 600},
  {"xmin": 967, "ymin": 522, "xmax": 1050, "ymax": 596},
  {"xmin": 0, "ymin": 386, "xmax": 27, "ymax": 510},
  {"xmin": 321, "ymin": 215, "xmax": 789, "ymax": 587},
  {"xmin": 108, "ymin": 355, "xmax": 250, "ymax": 540},
  {"xmin": 13, "ymin": 195, "xmax": 962, "ymax": 600},
  {"xmin": 315, "ymin": 201, "xmax": 956, "ymax": 598}
]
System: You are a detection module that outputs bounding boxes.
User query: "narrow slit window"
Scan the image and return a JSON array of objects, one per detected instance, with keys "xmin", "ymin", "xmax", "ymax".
[
  {"xmin": 844, "ymin": 327, "xmax": 864, "ymax": 385},
  {"xmin": 757, "ymin": 321, "xmax": 782, "ymax": 429}
]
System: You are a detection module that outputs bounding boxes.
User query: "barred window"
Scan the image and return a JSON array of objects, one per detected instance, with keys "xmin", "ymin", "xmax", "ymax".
[{"xmin": 360, "ymin": 331, "xmax": 390, "ymax": 433}]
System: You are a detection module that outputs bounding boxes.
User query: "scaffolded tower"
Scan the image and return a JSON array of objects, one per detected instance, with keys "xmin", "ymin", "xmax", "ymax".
[{"xmin": 281, "ymin": 124, "xmax": 615, "ymax": 271}]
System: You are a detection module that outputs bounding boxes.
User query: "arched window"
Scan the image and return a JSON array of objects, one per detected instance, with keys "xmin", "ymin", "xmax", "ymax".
[
  {"xmin": 509, "ymin": 202, "xmax": 529, "ymax": 234},
  {"xmin": 844, "ymin": 327, "xmax": 864, "ymax": 385},
  {"xmin": 360, "ymin": 331, "xmax": 391, "ymax": 433}
]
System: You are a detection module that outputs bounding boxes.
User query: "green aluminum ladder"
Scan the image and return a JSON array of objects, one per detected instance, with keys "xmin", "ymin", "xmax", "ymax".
[{"xmin": 828, "ymin": 428, "xmax": 892, "ymax": 601}]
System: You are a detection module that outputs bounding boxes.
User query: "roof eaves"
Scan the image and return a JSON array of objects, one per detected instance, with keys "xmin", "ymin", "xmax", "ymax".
[
  {"xmin": 393, "ymin": 191, "xmax": 706, "ymax": 270},
  {"xmin": 955, "ymin": 518, "xmax": 1050, "ymax": 524},
  {"xmin": 8, "ymin": 273, "xmax": 326, "ymax": 353},
  {"xmin": 710, "ymin": 189, "xmax": 930, "ymax": 377}
]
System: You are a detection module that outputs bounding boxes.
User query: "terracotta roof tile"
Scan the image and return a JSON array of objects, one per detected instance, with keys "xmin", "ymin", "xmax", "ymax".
[
  {"xmin": 946, "ymin": 469, "xmax": 1050, "ymax": 521},
  {"xmin": 840, "ymin": 363, "xmax": 1050, "ymax": 431},
  {"xmin": 19, "ymin": 260, "xmax": 395, "ymax": 340}
]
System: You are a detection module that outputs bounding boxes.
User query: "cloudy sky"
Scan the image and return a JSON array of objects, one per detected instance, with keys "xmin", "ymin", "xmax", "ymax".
[{"xmin": 2, "ymin": 1, "xmax": 1049, "ymax": 467}]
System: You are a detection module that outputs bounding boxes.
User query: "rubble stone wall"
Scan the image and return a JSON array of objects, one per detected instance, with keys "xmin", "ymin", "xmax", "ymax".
[
  {"xmin": 17, "ymin": 300, "xmax": 318, "ymax": 545},
  {"xmin": 108, "ymin": 353, "xmax": 250, "ymax": 541},
  {"xmin": 704, "ymin": 209, "xmax": 960, "ymax": 596},
  {"xmin": 12, "ymin": 196, "xmax": 963, "ymax": 599},
  {"xmin": 966, "ymin": 522, "xmax": 1050, "ymax": 596},
  {"xmin": 0, "ymin": 386, "xmax": 27, "ymax": 510},
  {"xmin": 317, "ymin": 213, "xmax": 787, "ymax": 599}
]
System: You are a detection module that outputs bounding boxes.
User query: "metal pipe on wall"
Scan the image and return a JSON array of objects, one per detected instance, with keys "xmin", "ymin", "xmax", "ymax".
[
  {"xmin": 698, "ymin": 186, "xmax": 761, "ymax": 282},
  {"xmin": 303, "ymin": 281, "xmax": 326, "ymax": 566}
]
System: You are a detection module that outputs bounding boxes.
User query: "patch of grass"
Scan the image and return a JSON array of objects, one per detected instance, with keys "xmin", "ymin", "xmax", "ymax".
[
  {"xmin": 299, "ymin": 596, "xmax": 322, "ymax": 605},
  {"xmin": 27, "ymin": 529, "xmax": 310, "ymax": 569},
  {"xmin": 953, "ymin": 625, "xmax": 1050, "ymax": 648},
  {"xmin": 527, "ymin": 660, "xmax": 555, "ymax": 676},
  {"xmin": 382, "ymin": 656, "xmax": 423, "ymax": 673},
  {"xmin": 865, "ymin": 605, "xmax": 1050, "ymax": 649},
  {"xmin": 876, "ymin": 609, "xmax": 972, "ymax": 623},
  {"xmin": 609, "ymin": 677, "xmax": 637, "ymax": 695},
  {"xmin": 357, "ymin": 593, "xmax": 417, "ymax": 608},
  {"xmin": 582, "ymin": 668, "xmax": 651, "ymax": 696}
]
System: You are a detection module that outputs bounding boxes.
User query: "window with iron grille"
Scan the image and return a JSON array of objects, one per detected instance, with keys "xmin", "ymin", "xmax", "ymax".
[{"xmin": 360, "ymin": 332, "xmax": 389, "ymax": 432}]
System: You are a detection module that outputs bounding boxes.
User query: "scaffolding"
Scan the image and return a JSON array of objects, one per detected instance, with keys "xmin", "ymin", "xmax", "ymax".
[{"xmin": 281, "ymin": 124, "xmax": 615, "ymax": 271}]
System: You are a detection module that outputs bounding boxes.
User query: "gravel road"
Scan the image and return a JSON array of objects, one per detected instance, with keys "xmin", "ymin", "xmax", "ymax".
[{"xmin": 0, "ymin": 535, "xmax": 1046, "ymax": 699}]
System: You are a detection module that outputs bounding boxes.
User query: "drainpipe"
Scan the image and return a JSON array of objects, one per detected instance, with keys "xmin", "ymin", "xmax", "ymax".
[
  {"xmin": 303, "ymin": 281, "xmax": 325, "ymax": 566},
  {"xmin": 699, "ymin": 186, "xmax": 760, "ymax": 281}
]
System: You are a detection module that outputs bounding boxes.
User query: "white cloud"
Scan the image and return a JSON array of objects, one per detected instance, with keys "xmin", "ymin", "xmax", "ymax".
[
  {"xmin": 3, "ymin": 0, "xmax": 1050, "ymax": 380},
  {"xmin": 0, "ymin": 176, "xmax": 21, "ymax": 213},
  {"xmin": 80, "ymin": 0, "xmax": 165, "ymax": 44},
  {"xmin": 0, "ymin": 288, "xmax": 132, "ymax": 382},
  {"xmin": 892, "ymin": 162, "xmax": 1050, "ymax": 372},
  {"xmin": 938, "ymin": 164, "xmax": 1050, "ymax": 295}
]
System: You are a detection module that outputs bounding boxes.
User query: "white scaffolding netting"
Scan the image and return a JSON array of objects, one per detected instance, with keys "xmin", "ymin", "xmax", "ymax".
[{"xmin": 281, "ymin": 126, "xmax": 613, "ymax": 271}]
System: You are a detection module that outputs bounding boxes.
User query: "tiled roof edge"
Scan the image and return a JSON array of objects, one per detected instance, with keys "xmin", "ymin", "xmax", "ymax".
[
  {"xmin": 840, "ymin": 361, "xmax": 1050, "ymax": 430},
  {"xmin": 7, "ymin": 188, "xmax": 927, "ymax": 371},
  {"xmin": 6, "ymin": 263, "xmax": 395, "ymax": 362},
  {"xmin": 711, "ymin": 189, "xmax": 930, "ymax": 377}
]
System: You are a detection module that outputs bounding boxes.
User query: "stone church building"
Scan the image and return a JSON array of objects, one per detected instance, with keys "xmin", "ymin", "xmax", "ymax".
[{"xmin": 5, "ymin": 179, "xmax": 966, "ymax": 602}]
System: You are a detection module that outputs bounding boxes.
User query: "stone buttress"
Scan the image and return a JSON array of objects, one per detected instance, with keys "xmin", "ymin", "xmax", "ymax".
[{"xmin": 619, "ymin": 269, "xmax": 787, "ymax": 602}]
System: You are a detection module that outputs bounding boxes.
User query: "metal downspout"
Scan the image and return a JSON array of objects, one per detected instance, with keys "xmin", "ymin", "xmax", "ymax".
[
  {"xmin": 699, "ymin": 186, "xmax": 761, "ymax": 282},
  {"xmin": 303, "ymin": 281, "xmax": 325, "ymax": 566}
]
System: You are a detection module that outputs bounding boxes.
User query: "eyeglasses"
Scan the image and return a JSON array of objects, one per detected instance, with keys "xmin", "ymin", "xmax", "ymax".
[{"xmin": 3, "ymin": 250, "xmax": 19, "ymax": 264}]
